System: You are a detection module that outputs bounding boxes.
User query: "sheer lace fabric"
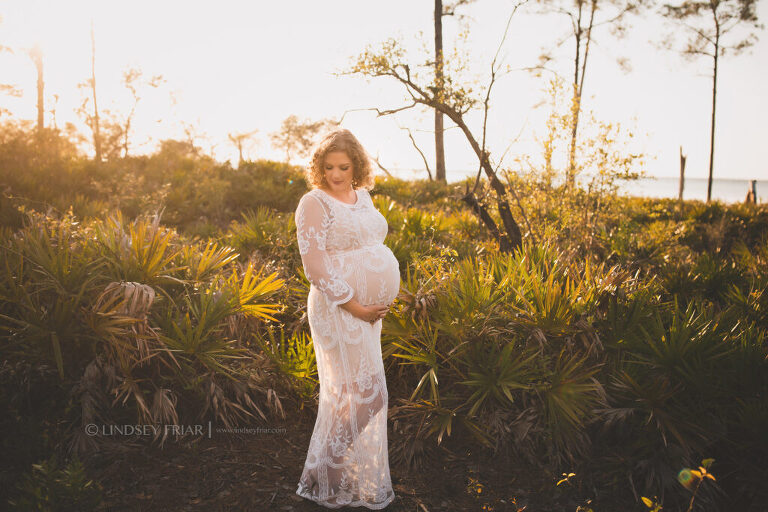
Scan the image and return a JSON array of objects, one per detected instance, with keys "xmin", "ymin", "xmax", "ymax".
[{"xmin": 295, "ymin": 188, "xmax": 399, "ymax": 509}]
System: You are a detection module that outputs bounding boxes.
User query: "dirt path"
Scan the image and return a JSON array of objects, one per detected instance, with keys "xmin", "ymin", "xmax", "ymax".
[{"xmin": 82, "ymin": 410, "xmax": 582, "ymax": 511}]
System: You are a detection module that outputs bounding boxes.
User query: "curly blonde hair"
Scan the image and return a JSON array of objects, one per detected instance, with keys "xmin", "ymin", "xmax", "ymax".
[{"xmin": 305, "ymin": 129, "xmax": 375, "ymax": 191}]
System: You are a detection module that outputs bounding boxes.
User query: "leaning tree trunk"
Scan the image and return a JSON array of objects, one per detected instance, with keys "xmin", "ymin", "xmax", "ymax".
[{"xmin": 442, "ymin": 107, "xmax": 523, "ymax": 252}]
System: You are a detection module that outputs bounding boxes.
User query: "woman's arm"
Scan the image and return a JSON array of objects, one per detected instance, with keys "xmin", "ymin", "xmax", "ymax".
[
  {"xmin": 295, "ymin": 194, "xmax": 355, "ymax": 309},
  {"xmin": 295, "ymin": 194, "xmax": 388, "ymax": 323}
]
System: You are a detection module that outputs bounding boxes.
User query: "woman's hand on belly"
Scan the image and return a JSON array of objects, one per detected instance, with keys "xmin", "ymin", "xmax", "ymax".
[{"xmin": 339, "ymin": 297, "xmax": 391, "ymax": 324}]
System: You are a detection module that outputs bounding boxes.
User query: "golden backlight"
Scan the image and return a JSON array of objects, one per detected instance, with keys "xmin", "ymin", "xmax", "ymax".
[{"xmin": 0, "ymin": 0, "xmax": 765, "ymax": 182}]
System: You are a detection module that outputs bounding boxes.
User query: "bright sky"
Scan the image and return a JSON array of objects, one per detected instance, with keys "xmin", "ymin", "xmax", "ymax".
[{"xmin": 1, "ymin": 0, "xmax": 766, "ymax": 181}]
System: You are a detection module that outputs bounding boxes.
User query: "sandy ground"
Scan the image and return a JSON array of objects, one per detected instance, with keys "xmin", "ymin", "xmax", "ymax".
[{"xmin": 80, "ymin": 408, "xmax": 580, "ymax": 512}]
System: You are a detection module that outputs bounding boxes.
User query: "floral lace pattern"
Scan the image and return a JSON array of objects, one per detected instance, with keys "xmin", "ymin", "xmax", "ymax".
[{"xmin": 295, "ymin": 188, "xmax": 399, "ymax": 509}]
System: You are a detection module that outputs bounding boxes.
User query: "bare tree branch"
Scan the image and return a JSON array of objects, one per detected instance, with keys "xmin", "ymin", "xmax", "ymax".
[
  {"xmin": 403, "ymin": 126, "xmax": 433, "ymax": 181},
  {"xmin": 343, "ymin": 4, "xmax": 539, "ymax": 251},
  {"xmin": 372, "ymin": 155, "xmax": 394, "ymax": 178}
]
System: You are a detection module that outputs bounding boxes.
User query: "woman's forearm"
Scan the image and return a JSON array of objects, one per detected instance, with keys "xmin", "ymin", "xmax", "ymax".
[{"xmin": 339, "ymin": 296, "xmax": 362, "ymax": 315}]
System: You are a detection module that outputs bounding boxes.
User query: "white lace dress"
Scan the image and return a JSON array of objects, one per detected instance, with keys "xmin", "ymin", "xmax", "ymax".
[{"xmin": 294, "ymin": 187, "xmax": 399, "ymax": 509}]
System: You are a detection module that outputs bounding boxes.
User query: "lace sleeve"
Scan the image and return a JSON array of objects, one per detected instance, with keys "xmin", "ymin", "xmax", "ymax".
[{"xmin": 295, "ymin": 194, "xmax": 355, "ymax": 308}]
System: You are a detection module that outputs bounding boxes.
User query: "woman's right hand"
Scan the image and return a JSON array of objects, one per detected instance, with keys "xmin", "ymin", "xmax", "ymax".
[
  {"xmin": 339, "ymin": 298, "xmax": 390, "ymax": 324},
  {"xmin": 357, "ymin": 303, "xmax": 390, "ymax": 324}
]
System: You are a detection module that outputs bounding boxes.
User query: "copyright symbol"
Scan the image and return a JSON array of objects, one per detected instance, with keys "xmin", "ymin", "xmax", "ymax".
[{"xmin": 85, "ymin": 423, "xmax": 98, "ymax": 436}]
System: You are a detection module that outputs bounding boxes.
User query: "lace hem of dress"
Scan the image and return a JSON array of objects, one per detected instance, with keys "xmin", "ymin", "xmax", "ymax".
[{"xmin": 296, "ymin": 483, "xmax": 395, "ymax": 510}]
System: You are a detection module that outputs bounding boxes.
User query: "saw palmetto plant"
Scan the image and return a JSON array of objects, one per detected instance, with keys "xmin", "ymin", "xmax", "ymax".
[
  {"xmin": 225, "ymin": 204, "xmax": 296, "ymax": 263},
  {"xmin": 93, "ymin": 209, "xmax": 186, "ymax": 289},
  {"xmin": 3, "ymin": 162, "xmax": 768, "ymax": 509},
  {"xmin": 180, "ymin": 239, "xmax": 239, "ymax": 283},
  {"xmin": 253, "ymin": 325, "xmax": 318, "ymax": 405},
  {"xmin": 0, "ymin": 208, "xmax": 287, "ymax": 458}
]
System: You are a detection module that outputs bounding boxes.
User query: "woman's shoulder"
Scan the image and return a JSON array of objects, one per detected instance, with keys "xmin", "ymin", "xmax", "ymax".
[
  {"xmin": 356, "ymin": 188, "xmax": 372, "ymax": 202},
  {"xmin": 299, "ymin": 188, "xmax": 322, "ymax": 201},
  {"xmin": 296, "ymin": 189, "xmax": 329, "ymax": 212},
  {"xmin": 298, "ymin": 187, "xmax": 369, "ymax": 209}
]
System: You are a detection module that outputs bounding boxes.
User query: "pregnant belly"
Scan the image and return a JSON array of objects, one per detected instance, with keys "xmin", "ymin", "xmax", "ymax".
[{"xmin": 335, "ymin": 245, "xmax": 400, "ymax": 306}]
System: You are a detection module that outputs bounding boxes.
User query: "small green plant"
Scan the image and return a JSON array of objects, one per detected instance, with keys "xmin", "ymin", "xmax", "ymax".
[
  {"xmin": 556, "ymin": 472, "xmax": 576, "ymax": 486},
  {"xmin": 641, "ymin": 495, "xmax": 663, "ymax": 511},
  {"xmin": 639, "ymin": 459, "xmax": 717, "ymax": 512},
  {"xmin": 254, "ymin": 326, "xmax": 318, "ymax": 402},
  {"xmin": 8, "ymin": 455, "xmax": 103, "ymax": 511},
  {"xmin": 678, "ymin": 458, "xmax": 717, "ymax": 512}
]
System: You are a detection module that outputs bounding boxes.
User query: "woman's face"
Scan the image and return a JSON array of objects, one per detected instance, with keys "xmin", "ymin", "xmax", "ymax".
[{"xmin": 323, "ymin": 151, "xmax": 355, "ymax": 192}]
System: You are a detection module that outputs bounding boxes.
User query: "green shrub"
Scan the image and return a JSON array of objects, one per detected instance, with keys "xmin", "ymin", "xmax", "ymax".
[{"xmin": 7, "ymin": 455, "xmax": 103, "ymax": 512}]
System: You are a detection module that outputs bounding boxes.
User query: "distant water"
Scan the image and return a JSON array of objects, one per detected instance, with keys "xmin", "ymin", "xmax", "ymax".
[
  {"xmin": 391, "ymin": 168, "xmax": 766, "ymax": 205},
  {"xmin": 613, "ymin": 176, "xmax": 767, "ymax": 204}
]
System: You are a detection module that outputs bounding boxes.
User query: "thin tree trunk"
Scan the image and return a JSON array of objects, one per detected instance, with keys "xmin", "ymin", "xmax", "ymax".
[
  {"xmin": 707, "ymin": 23, "xmax": 719, "ymax": 203},
  {"xmin": 123, "ymin": 117, "xmax": 131, "ymax": 158},
  {"xmin": 32, "ymin": 45, "xmax": 44, "ymax": 138},
  {"xmin": 567, "ymin": 0, "xmax": 584, "ymax": 190},
  {"xmin": 567, "ymin": 0, "xmax": 596, "ymax": 192},
  {"xmin": 90, "ymin": 19, "xmax": 102, "ymax": 163},
  {"xmin": 679, "ymin": 145, "xmax": 687, "ymax": 218},
  {"xmin": 679, "ymin": 145, "xmax": 686, "ymax": 201},
  {"xmin": 122, "ymin": 100, "xmax": 137, "ymax": 158},
  {"xmin": 434, "ymin": 0, "xmax": 446, "ymax": 182}
]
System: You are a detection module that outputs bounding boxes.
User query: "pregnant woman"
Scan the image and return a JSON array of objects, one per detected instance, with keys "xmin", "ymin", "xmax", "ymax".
[{"xmin": 294, "ymin": 129, "xmax": 399, "ymax": 509}]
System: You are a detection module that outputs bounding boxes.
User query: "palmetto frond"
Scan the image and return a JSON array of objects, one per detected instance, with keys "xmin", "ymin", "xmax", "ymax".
[
  {"xmin": 156, "ymin": 290, "xmax": 248, "ymax": 381},
  {"xmin": 538, "ymin": 349, "xmax": 605, "ymax": 461},
  {"xmin": 459, "ymin": 342, "xmax": 538, "ymax": 417},
  {"xmin": 94, "ymin": 209, "xmax": 186, "ymax": 287},
  {"xmin": 225, "ymin": 262, "xmax": 284, "ymax": 322},
  {"xmin": 181, "ymin": 240, "xmax": 239, "ymax": 282}
]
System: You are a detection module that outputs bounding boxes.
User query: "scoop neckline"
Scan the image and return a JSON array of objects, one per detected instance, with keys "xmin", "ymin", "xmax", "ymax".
[{"xmin": 317, "ymin": 188, "xmax": 361, "ymax": 207}]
